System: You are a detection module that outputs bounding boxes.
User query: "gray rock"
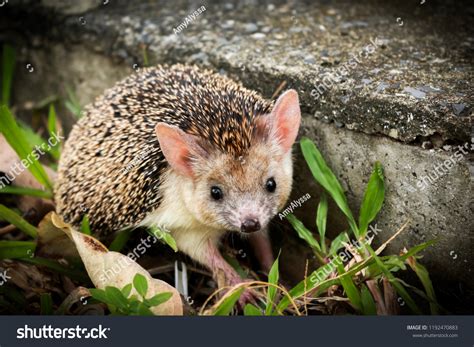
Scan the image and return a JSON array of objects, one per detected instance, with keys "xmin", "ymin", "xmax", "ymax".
[{"xmin": 403, "ymin": 87, "xmax": 426, "ymax": 99}]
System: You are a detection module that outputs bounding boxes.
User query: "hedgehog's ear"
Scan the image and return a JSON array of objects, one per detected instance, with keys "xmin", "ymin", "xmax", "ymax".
[
  {"xmin": 155, "ymin": 123, "xmax": 207, "ymax": 177},
  {"xmin": 257, "ymin": 89, "xmax": 301, "ymax": 153}
]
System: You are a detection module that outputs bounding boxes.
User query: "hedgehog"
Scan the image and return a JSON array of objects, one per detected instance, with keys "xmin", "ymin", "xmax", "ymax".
[{"xmin": 55, "ymin": 64, "xmax": 301, "ymax": 303}]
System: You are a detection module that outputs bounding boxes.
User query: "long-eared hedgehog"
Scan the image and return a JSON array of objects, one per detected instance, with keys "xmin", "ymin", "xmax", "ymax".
[{"xmin": 55, "ymin": 64, "xmax": 301, "ymax": 302}]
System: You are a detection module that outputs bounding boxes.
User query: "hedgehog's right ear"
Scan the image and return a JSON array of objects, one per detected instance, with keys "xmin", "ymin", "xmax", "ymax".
[
  {"xmin": 255, "ymin": 89, "xmax": 301, "ymax": 153},
  {"xmin": 155, "ymin": 123, "xmax": 208, "ymax": 178}
]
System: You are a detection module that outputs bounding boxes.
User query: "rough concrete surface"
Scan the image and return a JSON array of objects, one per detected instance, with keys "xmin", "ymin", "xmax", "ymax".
[{"xmin": 1, "ymin": 0, "xmax": 473, "ymax": 307}]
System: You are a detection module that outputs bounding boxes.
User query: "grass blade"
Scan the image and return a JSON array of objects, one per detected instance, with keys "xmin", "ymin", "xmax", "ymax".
[
  {"xmin": 213, "ymin": 288, "xmax": 244, "ymax": 316},
  {"xmin": 80, "ymin": 215, "xmax": 91, "ymax": 235},
  {"xmin": 108, "ymin": 228, "xmax": 132, "ymax": 252},
  {"xmin": 148, "ymin": 226, "xmax": 178, "ymax": 252},
  {"xmin": 300, "ymin": 137, "xmax": 359, "ymax": 237},
  {"xmin": 40, "ymin": 293, "xmax": 53, "ymax": 315},
  {"xmin": 0, "ymin": 105, "xmax": 53, "ymax": 191},
  {"xmin": 265, "ymin": 255, "xmax": 279, "ymax": 315},
  {"xmin": 328, "ymin": 232, "xmax": 349, "ymax": 256},
  {"xmin": 367, "ymin": 245, "xmax": 422, "ymax": 314},
  {"xmin": 0, "ymin": 240, "xmax": 35, "ymax": 259},
  {"xmin": 0, "ymin": 204, "xmax": 38, "ymax": 238},
  {"xmin": 0, "ymin": 186, "xmax": 52, "ymax": 199},
  {"xmin": 360, "ymin": 283, "xmax": 377, "ymax": 315},
  {"xmin": 244, "ymin": 304, "xmax": 262, "ymax": 316},
  {"xmin": 19, "ymin": 257, "xmax": 89, "ymax": 283},
  {"xmin": 47, "ymin": 104, "xmax": 61, "ymax": 160},
  {"xmin": 316, "ymin": 192, "xmax": 328, "ymax": 253},
  {"xmin": 359, "ymin": 162, "xmax": 385, "ymax": 237},
  {"xmin": 336, "ymin": 257, "xmax": 362, "ymax": 312},
  {"xmin": 407, "ymin": 256, "xmax": 439, "ymax": 314},
  {"xmin": 286, "ymin": 214, "xmax": 321, "ymax": 253}
]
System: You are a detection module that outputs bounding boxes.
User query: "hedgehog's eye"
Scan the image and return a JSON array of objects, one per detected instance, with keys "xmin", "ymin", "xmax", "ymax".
[
  {"xmin": 210, "ymin": 186, "xmax": 223, "ymax": 200},
  {"xmin": 265, "ymin": 177, "xmax": 276, "ymax": 193}
]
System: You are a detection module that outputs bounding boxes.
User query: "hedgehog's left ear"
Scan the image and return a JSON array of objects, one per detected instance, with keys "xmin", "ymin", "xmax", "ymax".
[
  {"xmin": 256, "ymin": 89, "xmax": 301, "ymax": 153},
  {"xmin": 155, "ymin": 123, "xmax": 208, "ymax": 178}
]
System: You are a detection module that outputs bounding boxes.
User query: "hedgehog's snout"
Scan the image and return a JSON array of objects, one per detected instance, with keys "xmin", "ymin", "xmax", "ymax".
[{"xmin": 240, "ymin": 218, "xmax": 261, "ymax": 233}]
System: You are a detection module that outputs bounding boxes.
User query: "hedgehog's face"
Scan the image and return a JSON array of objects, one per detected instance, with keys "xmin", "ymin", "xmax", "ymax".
[
  {"xmin": 184, "ymin": 142, "xmax": 294, "ymax": 233},
  {"xmin": 155, "ymin": 90, "xmax": 301, "ymax": 234}
]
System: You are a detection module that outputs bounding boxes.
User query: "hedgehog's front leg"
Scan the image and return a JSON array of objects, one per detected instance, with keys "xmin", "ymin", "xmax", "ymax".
[{"xmin": 174, "ymin": 230, "xmax": 255, "ymax": 306}]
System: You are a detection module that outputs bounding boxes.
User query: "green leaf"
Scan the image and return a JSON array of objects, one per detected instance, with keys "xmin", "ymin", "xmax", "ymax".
[
  {"xmin": 300, "ymin": 137, "xmax": 359, "ymax": 237},
  {"xmin": 149, "ymin": 226, "xmax": 178, "ymax": 252},
  {"xmin": 89, "ymin": 288, "xmax": 108, "ymax": 304},
  {"xmin": 2, "ymin": 44, "xmax": 15, "ymax": 106},
  {"xmin": 213, "ymin": 288, "xmax": 244, "ymax": 316},
  {"xmin": 316, "ymin": 193, "xmax": 328, "ymax": 254},
  {"xmin": 121, "ymin": 283, "xmax": 133, "ymax": 299},
  {"xmin": 64, "ymin": 86, "xmax": 82, "ymax": 118},
  {"xmin": 136, "ymin": 302, "xmax": 154, "ymax": 316},
  {"xmin": 265, "ymin": 255, "xmax": 280, "ymax": 315},
  {"xmin": 40, "ymin": 293, "xmax": 53, "ymax": 315},
  {"xmin": 0, "ymin": 186, "xmax": 53, "ymax": 199},
  {"xmin": 329, "ymin": 232, "xmax": 349, "ymax": 256},
  {"xmin": 108, "ymin": 228, "xmax": 132, "ymax": 252},
  {"xmin": 17, "ymin": 120, "xmax": 49, "ymax": 151},
  {"xmin": 407, "ymin": 257, "xmax": 439, "ymax": 315},
  {"xmin": 360, "ymin": 284, "xmax": 377, "ymax": 315},
  {"xmin": 400, "ymin": 240, "xmax": 437, "ymax": 260},
  {"xmin": 336, "ymin": 257, "xmax": 362, "ymax": 312},
  {"xmin": 47, "ymin": 104, "xmax": 60, "ymax": 160},
  {"xmin": 286, "ymin": 214, "xmax": 321, "ymax": 253},
  {"xmin": 80, "ymin": 215, "xmax": 91, "ymax": 235},
  {"xmin": 358, "ymin": 162, "xmax": 385, "ymax": 237},
  {"xmin": 0, "ymin": 240, "xmax": 35, "ymax": 259},
  {"xmin": 277, "ymin": 262, "xmax": 335, "ymax": 312},
  {"xmin": 0, "ymin": 204, "xmax": 38, "ymax": 238},
  {"xmin": 105, "ymin": 286, "xmax": 129, "ymax": 309},
  {"xmin": 133, "ymin": 273, "xmax": 148, "ymax": 298},
  {"xmin": 0, "ymin": 105, "xmax": 53, "ymax": 191},
  {"xmin": 244, "ymin": 304, "xmax": 262, "ymax": 316},
  {"xmin": 145, "ymin": 292, "xmax": 172, "ymax": 307},
  {"xmin": 366, "ymin": 245, "xmax": 422, "ymax": 314}
]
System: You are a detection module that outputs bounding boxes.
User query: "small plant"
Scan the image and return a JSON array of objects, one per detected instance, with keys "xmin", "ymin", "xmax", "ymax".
[
  {"xmin": 89, "ymin": 274, "xmax": 173, "ymax": 316},
  {"xmin": 208, "ymin": 137, "xmax": 438, "ymax": 316}
]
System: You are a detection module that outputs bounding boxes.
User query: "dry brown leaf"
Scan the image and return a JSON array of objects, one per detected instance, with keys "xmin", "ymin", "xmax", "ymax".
[{"xmin": 40, "ymin": 212, "xmax": 183, "ymax": 315}]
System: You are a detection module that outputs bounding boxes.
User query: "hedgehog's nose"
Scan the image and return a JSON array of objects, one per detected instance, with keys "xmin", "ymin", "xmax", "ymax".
[{"xmin": 241, "ymin": 219, "xmax": 261, "ymax": 233}]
